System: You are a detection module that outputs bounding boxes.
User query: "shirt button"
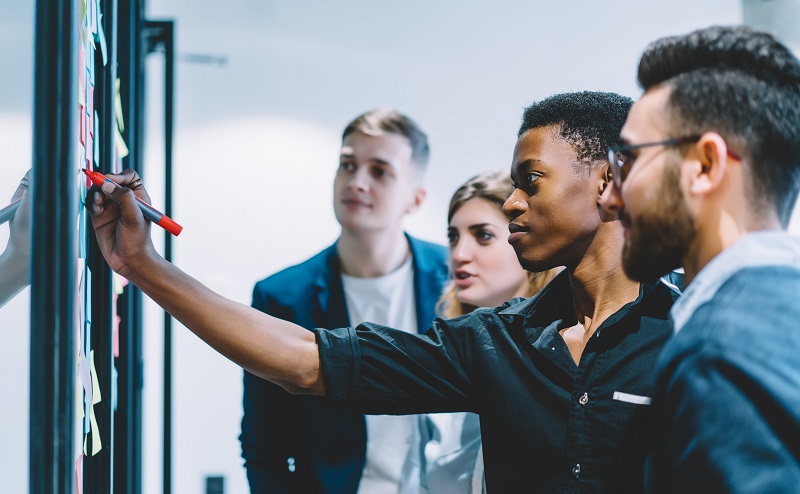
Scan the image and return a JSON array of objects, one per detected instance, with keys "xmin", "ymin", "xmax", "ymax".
[
  {"xmin": 572, "ymin": 463, "xmax": 581, "ymax": 478},
  {"xmin": 579, "ymin": 392, "xmax": 589, "ymax": 406}
]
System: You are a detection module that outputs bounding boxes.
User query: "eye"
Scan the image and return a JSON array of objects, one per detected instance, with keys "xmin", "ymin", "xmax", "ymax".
[
  {"xmin": 371, "ymin": 166, "xmax": 387, "ymax": 178},
  {"xmin": 475, "ymin": 229, "xmax": 494, "ymax": 244},
  {"xmin": 447, "ymin": 229, "xmax": 458, "ymax": 246},
  {"xmin": 521, "ymin": 172, "xmax": 542, "ymax": 190},
  {"xmin": 339, "ymin": 161, "xmax": 355, "ymax": 172}
]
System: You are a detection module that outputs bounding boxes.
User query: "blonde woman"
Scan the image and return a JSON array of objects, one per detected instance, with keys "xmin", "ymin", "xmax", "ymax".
[{"xmin": 421, "ymin": 171, "xmax": 561, "ymax": 494}]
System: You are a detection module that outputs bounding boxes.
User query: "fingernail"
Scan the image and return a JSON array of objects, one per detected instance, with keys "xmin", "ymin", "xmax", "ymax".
[{"xmin": 101, "ymin": 182, "xmax": 115, "ymax": 194}]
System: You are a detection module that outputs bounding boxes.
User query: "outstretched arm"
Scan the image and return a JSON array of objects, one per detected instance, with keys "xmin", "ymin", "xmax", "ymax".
[{"xmin": 88, "ymin": 169, "xmax": 324, "ymax": 394}]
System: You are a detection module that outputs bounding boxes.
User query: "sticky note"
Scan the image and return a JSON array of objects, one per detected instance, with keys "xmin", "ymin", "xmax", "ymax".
[
  {"xmin": 89, "ymin": 350, "xmax": 101, "ymax": 404},
  {"xmin": 115, "ymin": 79, "xmax": 124, "ymax": 132},
  {"xmin": 89, "ymin": 403, "xmax": 101, "ymax": 455},
  {"xmin": 75, "ymin": 454, "xmax": 84, "ymax": 494}
]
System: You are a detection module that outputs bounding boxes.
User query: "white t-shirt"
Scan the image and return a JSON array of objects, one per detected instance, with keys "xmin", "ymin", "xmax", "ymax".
[{"xmin": 342, "ymin": 257, "xmax": 421, "ymax": 494}]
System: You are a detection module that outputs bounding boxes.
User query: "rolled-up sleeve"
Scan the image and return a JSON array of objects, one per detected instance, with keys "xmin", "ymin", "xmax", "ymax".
[{"xmin": 313, "ymin": 317, "xmax": 477, "ymax": 415}]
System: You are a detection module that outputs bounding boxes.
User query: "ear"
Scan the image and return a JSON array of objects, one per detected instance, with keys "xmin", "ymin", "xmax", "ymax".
[
  {"xmin": 688, "ymin": 132, "xmax": 730, "ymax": 197},
  {"xmin": 406, "ymin": 186, "xmax": 426, "ymax": 214},
  {"xmin": 597, "ymin": 163, "xmax": 619, "ymax": 222},
  {"xmin": 597, "ymin": 163, "xmax": 612, "ymax": 197}
]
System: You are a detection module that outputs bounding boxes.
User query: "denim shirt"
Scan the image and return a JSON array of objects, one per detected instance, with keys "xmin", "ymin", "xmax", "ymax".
[
  {"xmin": 671, "ymin": 231, "xmax": 800, "ymax": 332},
  {"xmin": 647, "ymin": 231, "xmax": 800, "ymax": 493}
]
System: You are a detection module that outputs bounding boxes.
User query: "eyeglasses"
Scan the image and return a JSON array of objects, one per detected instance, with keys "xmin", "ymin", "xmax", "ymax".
[{"xmin": 606, "ymin": 135, "xmax": 701, "ymax": 189}]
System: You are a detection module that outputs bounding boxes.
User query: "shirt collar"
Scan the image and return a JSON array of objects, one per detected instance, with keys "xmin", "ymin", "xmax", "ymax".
[
  {"xmin": 498, "ymin": 269, "xmax": 573, "ymax": 326},
  {"xmin": 498, "ymin": 269, "xmax": 679, "ymax": 329},
  {"xmin": 671, "ymin": 231, "xmax": 800, "ymax": 333}
]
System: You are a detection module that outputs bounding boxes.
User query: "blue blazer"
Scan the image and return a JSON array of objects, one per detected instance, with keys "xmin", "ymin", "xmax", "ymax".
[{"xmin": 240, "ymin": 234, "xmax": 448, "ymax": 494}]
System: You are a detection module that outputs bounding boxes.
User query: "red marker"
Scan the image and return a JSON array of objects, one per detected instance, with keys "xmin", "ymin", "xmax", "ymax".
[{"xmin": 83, "ymin": 168, "xmax": 183, "ymax": 236}]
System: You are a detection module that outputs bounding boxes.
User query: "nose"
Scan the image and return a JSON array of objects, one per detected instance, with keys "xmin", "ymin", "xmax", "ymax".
[
  {"xmin": 451, "ymin": 237, "xmax": 474, "ymax": 265},
  {"xmin": 348, "ymin": 167, "xmax": 369, "ymax": 193},
  {"xmin": 599, "ymin": 181, "xmax": 624, "ymax": 218},
  {"xmin": 502, "ymin": 188, "xmax": 526, "ymax": 220}
]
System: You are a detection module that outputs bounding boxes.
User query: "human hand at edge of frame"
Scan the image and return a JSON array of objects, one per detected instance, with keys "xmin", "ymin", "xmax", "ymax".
[
  {"xmin": 0, "ymin": 169, "xmax": 33, "ymax": 309},
  {"xmin": 7, "ymin": 168, "xmax": 31, "ymax": 255},
  {"xmin": 87, "ymin": 168, "xmax": 160, "ymax": 279}
]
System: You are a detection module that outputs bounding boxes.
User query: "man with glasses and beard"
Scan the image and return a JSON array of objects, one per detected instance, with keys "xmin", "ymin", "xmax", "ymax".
[{"xmin": 601, "ymin": 25, "xmax": 800, "ymax": 493}]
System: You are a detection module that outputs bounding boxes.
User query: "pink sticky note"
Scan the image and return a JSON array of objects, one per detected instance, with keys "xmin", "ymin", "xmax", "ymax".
[
  {"xmin": 86, "ymin": 132, "xmax": 93, "ymax": 166},
  {"xmin": 79, "ymin": 104, "xmax": 85, "ymax": 146},
  {"xmin": 88, "ymin": 85, "xmax": 95, "ymax": 137},
  {"xmin": 79, "ymin": 45, "xmax": 86, "ymax": 74},
  {"xmin": 75, "ymin": 454, "xmax": 84, "ymax": 494},
  {"xmin": 112, "ymin": 290, "xmax": 120, "ymax": 358}
]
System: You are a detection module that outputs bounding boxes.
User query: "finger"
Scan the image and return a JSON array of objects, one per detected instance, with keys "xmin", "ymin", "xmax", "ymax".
[
  {"xmin": 105, "ymin": 168, "xmax": 140, "ymax": 186},
  {"xmin": 10, "ymin": 168, "xmax": 32, "ymax": 202},
  {"xmin": 99, "ymin": 181, "xmax": 145, "ymax": 227},
  {"xmin": 105, "ymin": 169, "xmax": 152, "ymax": 203},
  {"xmin": 85, "ymin": 184, "xmax": 105, "ymax": 215}
]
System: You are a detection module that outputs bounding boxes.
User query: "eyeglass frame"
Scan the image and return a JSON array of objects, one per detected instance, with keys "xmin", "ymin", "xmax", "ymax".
[
  {"xmin": 606, "ymin": 135, "xmax": 702, "ymax": 189},
  {"xmin": 606, "ymin": 135, "xmax": 742, "ymax": 189}
]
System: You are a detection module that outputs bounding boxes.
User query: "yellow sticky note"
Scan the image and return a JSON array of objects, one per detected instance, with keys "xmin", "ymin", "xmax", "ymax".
[
  {"xmin": 115, "ymin": 124, "xmax": 129, "ymax": 159},
  {"xmin": 89, "ymin": 350, "xmax": 101, "ymax": 404},
  {"xmin": 115, "ymin": 78, "xmax": 124, "ymax": 132},
  {"xmin": 89, "ymin": 403, "xmax": 102, "ymax": 455}
]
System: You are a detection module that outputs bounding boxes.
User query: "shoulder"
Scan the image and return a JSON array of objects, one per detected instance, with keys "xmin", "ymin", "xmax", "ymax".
[
  {"xmin": 683, "ymin": 265, "xmax": 800, "ymax": 340},
  {"xmin": 253, "ymin": 244, "xmax": 336, "ymax": 297},
  {"xmin": 407, "ymin": 234, "xmax": 448, "ymax": 262},
  {"xmin": 661, "ymin": 265, "xmax": 800, "ymax": 380}
]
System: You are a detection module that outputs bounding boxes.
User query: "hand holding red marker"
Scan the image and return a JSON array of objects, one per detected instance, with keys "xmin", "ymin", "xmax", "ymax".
[{"xmin": 83, "ymin": 168, "xmax": 183, "ymax": 236}]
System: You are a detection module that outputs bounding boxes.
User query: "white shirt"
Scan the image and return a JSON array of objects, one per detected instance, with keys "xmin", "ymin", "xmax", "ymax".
[
  {"xmin": 421, "ymin": 412, "xmax": 484, "ymax": 494},
  {"xmin": 342, "ymin": 257, "xmax": 421, "ymax": 494}
]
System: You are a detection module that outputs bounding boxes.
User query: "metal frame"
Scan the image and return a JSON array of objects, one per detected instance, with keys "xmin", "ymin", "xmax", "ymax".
[
  {"xmin": 29, "ymin": 0, "xmax": 79, "ymax": 491},
  {"xmin": 115, "ymin": 1, "xmax": 146, "ymax": 493},
  {"xmin": 143, "ymin": 20, "xmax": 175, "ymax": 494}
]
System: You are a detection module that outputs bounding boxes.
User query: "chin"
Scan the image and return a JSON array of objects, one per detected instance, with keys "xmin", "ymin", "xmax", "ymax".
[
  {"xmin": 518, "ymin": 256, "xmax": 556, "ymax": 273},
  {"xmin": 456, "ymin": 293, "xmax": 484, "ymax": 309},
  {"xmin": 621, "ymin": 243, "xmax": 683, "ymax": 283}
]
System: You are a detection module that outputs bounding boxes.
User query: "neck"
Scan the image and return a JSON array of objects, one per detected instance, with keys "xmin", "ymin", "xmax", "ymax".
[
  {"xmin": 568, "ymin": 223, "xmax": 640, "ymax": 334},
  {"xmin": 337, "ymin": 226, "xmax": 411, "ymax": 278},
  {"xmin": 683, "ymin": 206, "xmax": 782, "ymax": 285}
]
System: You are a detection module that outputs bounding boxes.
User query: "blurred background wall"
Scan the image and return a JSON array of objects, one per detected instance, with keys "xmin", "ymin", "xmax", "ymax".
[{"xmin": 4, "ymin": 1, "xmax": 800, "ymax": 492}]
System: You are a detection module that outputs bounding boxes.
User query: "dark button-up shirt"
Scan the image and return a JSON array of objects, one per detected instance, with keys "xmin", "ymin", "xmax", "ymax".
[{"xmin": 315, "ymin": 271, "xmax": 681, "ymax": 493}]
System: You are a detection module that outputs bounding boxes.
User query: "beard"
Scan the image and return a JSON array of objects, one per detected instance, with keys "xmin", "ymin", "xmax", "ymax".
[{"xmin": 622, "ymin": 163, "xmax": 696, "ymax": 283}]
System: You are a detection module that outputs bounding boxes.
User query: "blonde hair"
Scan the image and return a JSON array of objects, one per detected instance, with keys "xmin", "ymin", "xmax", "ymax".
[{"xmin": 436, "ymin": 171, "xmax": 561, "ymax": 319}]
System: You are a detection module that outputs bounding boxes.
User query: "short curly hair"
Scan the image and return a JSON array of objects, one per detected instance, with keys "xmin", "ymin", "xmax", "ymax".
[
  {"xmin": 518, "ymin": 92, "xmax": 633, "ymax": 166},
  {"xmin": 637, "ymin": 25, "xmax": 800, "ymax": 226}
]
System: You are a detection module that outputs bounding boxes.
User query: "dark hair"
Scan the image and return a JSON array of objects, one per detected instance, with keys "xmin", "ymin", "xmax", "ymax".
[
  {"xmin": 638, "ymin": 25, "xmax": 800, "ymax": 226},
  {"xmin": 342, "ymin": 108, "xmax": 430, "ymax": 172},
  {"xmin": 518, "ymin": 92, "xmax": 633, "ymax": 166}
]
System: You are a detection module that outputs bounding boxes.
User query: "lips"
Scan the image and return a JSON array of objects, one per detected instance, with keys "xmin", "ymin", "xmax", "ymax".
[
  {"xmin": 454, "ymin": 270, "xmax": 475, "ymax": 289},
  {"xmin": 342, "ymin": 197, "xmax": 371, "ymax": 208},
  {"xmin": 507, "ymin": 223, "xmax": 528, "ymax": 244}
]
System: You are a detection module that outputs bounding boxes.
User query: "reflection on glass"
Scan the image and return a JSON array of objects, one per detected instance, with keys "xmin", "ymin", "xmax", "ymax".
[{"xmin": 0, "ymin": 169, "xmax": 31, "ymax": 308}]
